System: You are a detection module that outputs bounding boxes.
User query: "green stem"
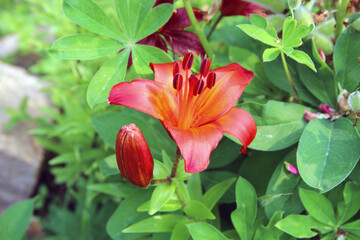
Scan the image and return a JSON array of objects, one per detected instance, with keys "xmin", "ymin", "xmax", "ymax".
[
  {"xmin": 183, "ymin": 0, "xmax": 214, "ymax": 58},
  {"xmin": 280, "ymin": 51, "xmax": 300, "ymax": 101},
  {"xmin": 207, "ymin": 14, "xmax": 223, "ymax": 39}
]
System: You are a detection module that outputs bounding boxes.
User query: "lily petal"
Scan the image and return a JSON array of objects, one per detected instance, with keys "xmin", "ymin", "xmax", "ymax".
[
  {"xmin": 215, "ymin": 107, "xmax": 257, "ymax": 154},
  {"xmin": 163, "ymin": 120, "xmax": 223, "ymax": 173},
  {"xmin": 192, "ymin": 63, "xmax": 253, "ymax": 127},
  {"xmin": 108, "ymin": 79, "xmax": 179, "ymax": 125}
]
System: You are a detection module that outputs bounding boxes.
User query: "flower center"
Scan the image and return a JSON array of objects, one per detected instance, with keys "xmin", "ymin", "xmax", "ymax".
[{"xmin": 171, "ymin": 53, "xmax": 217, "ymax": 129}]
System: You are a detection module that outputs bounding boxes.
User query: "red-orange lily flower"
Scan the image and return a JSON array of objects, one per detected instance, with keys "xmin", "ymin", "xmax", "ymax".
[{"xmin": 108, "ymin": 53, "xmax": 257, "ymax": 173}]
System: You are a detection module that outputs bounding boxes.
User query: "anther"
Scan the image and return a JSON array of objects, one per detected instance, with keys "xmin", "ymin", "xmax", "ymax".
[
  {"xmin": 182, "ymin": 52, "xmax": 194, "ymax": 70},
  {"xmin": 173, "ymin": 61, "xmax": 181, "ymax": 76},
  {"xmin": 193, "ymin": 79, "xmax": 204, "ymax": 96},
  {"xmin": 189, "ymin": 74, "xmax": 199, "ymax": 83},
  {"xmin": 173, "ymin": 73, "xmax": 183, "ymax": 91},
  {"xmin": 200, "ymin": 58, "xmax": 211, "ymax": 77},
  {"xmin": 206, "ymin": 71, "xmax": 216, "ymax": 89}
]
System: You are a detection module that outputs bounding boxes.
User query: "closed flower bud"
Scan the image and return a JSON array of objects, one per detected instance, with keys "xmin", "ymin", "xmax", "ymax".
[
  {"xmin": 348, "ymin": 90, "xmax": 360, "ymax": 113},
  {"xmin": 294, "ymin": 6, "xmax": 314, "ymax": 26},
  {"xmin": 284, "ymin": 161, "xmax": 299, "ymax": 175},
  {"xmin": 338, "ymin": 90, "xmax": 352, "ymax": 111},
  {"xmin": 115, "ymin": 124, "xmax": 154, "ymax": 188}
]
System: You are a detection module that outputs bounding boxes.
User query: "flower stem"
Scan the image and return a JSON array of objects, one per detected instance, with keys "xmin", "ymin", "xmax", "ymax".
[
  {"xmin": 207, "ymin": 14, "xmax": 223, "ymax": 39},
  {"xmin": 280, "ymin": 51, "xmax": 300, "ymax": 102},
  {"xmin": 183, "ymin": 0, "xmax": 214, "ymax": 59},
  {"xmin": 150, "ymin": 178, "xmax": 171, "ymax": 185},
  {"xmin": 170, "ymin": 147, "xmax": 182, "ymax": 178}
]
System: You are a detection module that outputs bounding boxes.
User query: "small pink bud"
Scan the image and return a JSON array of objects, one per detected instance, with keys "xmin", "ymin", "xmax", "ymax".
[
  {"xmin": 319, "ymin": 49, "xmax": 326, "ymax": 62},
  {"xmin": 115, "ymin": 124, "xmax": 154, "ymax": 188},
  {"xmin": 304, "ymin": 109, "xmax": 330, "ymax": 122},
  {"xmin": 318, "ymin": 104, "xmax": 336, "ymax": 115},
  {"xmin": 284, "ymin": 162, "xmax": 299, "ymax": 175}
]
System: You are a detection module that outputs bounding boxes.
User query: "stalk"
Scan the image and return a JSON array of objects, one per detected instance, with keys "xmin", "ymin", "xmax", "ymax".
[{"xmin": 280, "ymin": 51, "xmax": 300, "ymax": 102}]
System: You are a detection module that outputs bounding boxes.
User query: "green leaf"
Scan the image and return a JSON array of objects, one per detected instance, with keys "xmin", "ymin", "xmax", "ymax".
[
  {"xmin": 208, "ymin": 138, "xmax": 241, "ymax": 169},
  {"xmin": 0, "ymin": 199, "xmax": 34, "ymax": 240},
  {"xmin": 106, "ymin": 189, "xmax": 152, "ymax": 239},
  {"xmin": 63, "ymin": 0, "xmax": 125, "ymax": 41},
  {"xmin": 123, "ymin": 214, "xmax": 186, "ymax": 233},
  {"xmin": 342, "ymin": 219, "xmax": 360, "ymax": 236},
  {"xmin": 49, "ymin": 34, "xmax": 124, "ymax": 60},
  {"xmin": 334, "ymin": 25, "xmax": 360, "ymax": 91},
  {"xmin": 250, "ymin": 14, "xmax": 268, "ymax": 29},
  {"xmin": 149, "ymin": 182, "xmax": 177, "ymax": 215},
  {"xmin": 187, "ymin": 222, "xmax": 230, "ymax": 240},
  {"xmin": 297, "ymin": 118, "xmax": 360, "ymax": 192},
  {"xmin": 187, "ymin": 173, "xmax": 202, "ymax": 201},
  {"xmin": 202, "ymin": 172, "xmax": 237, "ymax": 204},
  {"xmin": 87, "ymin": 183, "xmax": 135, "ymax": 198},
  {"xmin": 237, "ymin": 24, "xmax": 279, "ymax": 47},
  {"xmin": 201, "ymin": 178, "xmax": 236, "ymax": 210},
  {"xmin": 231, "ymin": 177, "xmax": 257, "ymax": 240},
  {"xmin": 264, "ymin": 149, "xmax": 304, "ymax": 219},
  {"xmin": 134, "ymin": 3, "xmax": 173, "ymax": 42},
  {"xmin": 183, "ymin": 200, "xmax": 216, "ymax": 220},
  {"xmin": 288, "ymin": 50, "xmax": 316, "ymax": 72},
  {"xmin": 86, "ymin": 48, "xmax": 130, "ymax": 108},
  {"xmin": 170, "ymin": 219, "xmax": 193, "ymax": 240},
  {"xmin": 154, "ymin": 160, "xmax": 170, "ymax": 179},
  {"xmin": 99, "ymin": 154, "xmax": 119, "ymax": 177},
  {"xmin": 235, "ymin": 101, "xmax": 308, "ymax": 151},
  {"xmin": 132, "ymin": 44, "xmax": 173, "ymax": 76},
  {"xmin": 254, "ymin": 211, "xmax": 284, "ymax": 240},
  {"xmin": 263, "ymin": 48, "xmax": 281, "ymax": 62},
  {"xmin": 137, "ymin": 199, "xmax": 181, "ymax": 212},
  {"xmin": 275, "ymin": 215, "xmax": 331, "ymax": 238},
  {"xmin": 281, "ymin": 17, "xmax": 313, "ymax": 48},
  {"xmin": 299, "ymin": 188, "xmax": 336, "ymax": 226},
  {"xmin": 338, "ymin": 183, "xmax": 360, "ymax": 225}
]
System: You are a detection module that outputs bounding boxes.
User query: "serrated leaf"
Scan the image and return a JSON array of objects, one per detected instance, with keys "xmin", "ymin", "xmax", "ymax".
[
  {"xmin": 187, "ymin": 222, "xmax": 230, "ymax": 240},
  {"xmin": 49, "ymin": 34, "xmax": 124, "ymax": 60},
  {"xmin": 263, "ymin": 48, "xmax": 281, "ymax": 62},
  {"xmin": 123, "ymin": 214, "xmax": 186, "ymax": 233},
  {"xmin": 237, "ymin": 24, "xmax": 278, "ymax": 47},
  {"xmin": 86, "ymin": 48, "xmax": 130, "ymax": 108},
  {"xmin": 288, "ymin": 50, "xmax": 316, "ymax": 72},
  {"xmin": 183, "ymin": 200, "xmax": 216, "ymax": 220},
  {"xmin": 63, "ymin": 0, "xmax": 125, "ymax": 41}
]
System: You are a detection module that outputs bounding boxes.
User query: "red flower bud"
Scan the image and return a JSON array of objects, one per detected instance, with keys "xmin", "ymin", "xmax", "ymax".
[{"xmin": 115, "ymin": 124, "xmax": 154, "ymax": 188}]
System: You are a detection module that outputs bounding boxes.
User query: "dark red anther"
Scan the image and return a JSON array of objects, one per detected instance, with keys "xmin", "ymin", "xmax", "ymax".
[
  {"xmin": 206, "ymin": 71, "xmax": 216, "ymax": 89},
  {"xmin": 200, "ymin": 58, "xmax": 211, "ymax": 77},
  {"xmin": 182, "ymin": 52, "xmax": 194, "ymax": 70},
  {"xmin": 193, "ymin": 79, "xmax": 204, "ymax": 96},
  {"xmin": 189, "ymin": 74, "xmax": 199, "ymax": 83},
  {"xmin": 173, "ymin": 73, "xmax": 183, "ymax": 91},
  {"xmin": 173, "ymin": 61, "xmax": 181, "ymax": 76}
]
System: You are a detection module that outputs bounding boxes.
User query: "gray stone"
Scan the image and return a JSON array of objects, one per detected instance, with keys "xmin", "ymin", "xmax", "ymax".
[
  {"xmin": 0, "ymin": 62, "xmax": 50, "ymax": 214},
  {"xmin": 0, "ymin": 34, "xmax": 19, "ymax": 58}
]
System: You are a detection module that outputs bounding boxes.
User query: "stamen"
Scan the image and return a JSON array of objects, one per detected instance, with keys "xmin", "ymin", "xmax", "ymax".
[
  {"xmin": 206, "ymin": 71, "xmax": 216, "ymax": 89},
  {"xmin": 182, "ymin": 52, "xmax": 194, "ymax": 70},
  {"xmin": 193, "ymin": 79, "xmax": 204, "ymax": 96},
  {"xmin": 200, "ymin": 58, "xmax": 211, "ymax": 77},
  {"xmin": 189, "ymin": 74, "xmax": 199, "ymax": 83},
  {"xmin": 173, "ymin": 73, "xmax": 183, "ymax": 91},
  {"xmin": 173, "ymin": 61, "xmax": 181, "ymax": 76}
]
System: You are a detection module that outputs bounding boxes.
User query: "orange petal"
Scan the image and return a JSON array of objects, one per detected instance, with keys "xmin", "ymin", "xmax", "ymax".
[
  {"xmin": 163, "ymin": 120, "xmax": 223, "ymax": 173},
  {"xmin": 215, "ymin": 107, "xmax": 256, "ymax": 154},
  {"xmin": 108, "ymin": 79, "xmax": 179, "ymax": 125},
  {"xmin": 192, "ymin": 63, "xmax": 253, "ymax": 127}
]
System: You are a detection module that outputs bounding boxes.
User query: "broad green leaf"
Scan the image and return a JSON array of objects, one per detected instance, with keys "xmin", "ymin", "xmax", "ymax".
[
  {"xmin": 275, "ymin": 215, "xmax": 331, "ymax": 238},
  {"xmin": 201, "ymin": 178, "xmax": 236, "ymax": 210},
  {"xmin": 288, "ymin": 50, "xmax": 316, "ymax": 72},
  {"xmin": 106, "ymin": 189, "xmax": 152, "ymax": 239},
  {"xmin": 334, "ymin": 25, "xmax": 360, "ymax": 91},
  {"xmin": 208, "ymin": 138, "xmax": 241, "ymax": 169},
  {"xmin": 263, "ymin": 48, "xmax": 281, "ymax": 62},
  {"xmin": 202, "ymin": 172, "xmax": 237, "ymax": 204},
  {"xmin": 237, "ymin": 24, "xmax": 279, "ymax": 47},
  {"xmin": 250, "ymin": 14, "xmax": 268, "ymax": 29},
  {"xmin": 299, "ymin": 188, "xmax": 336, "ymax": 226},
  {"xmin": 134, "ymin": 3, "xmax": 173, "ymax": 42},
  {"xmin": 149, "ymin": 182, "xmax": 177, "ymax": 215},
  {"xmin": 228, "ymin": 46, "xmax": 275, "ymax": 96},
  {"xmin": 0, "ymin": 199, "xmax": 34, "ymax": 240},
  {"xmin": 264, "ymin": 57, "xmax": 319, "ymax": 106},
  {"xmin": 187, "ymin": 173, "xmax": 202, "ymax": 201},
  {"xmin": 254, "ymin": 211, "xmax": 284, "ymax": 240},
  {"xmin": 236, "ymin": 101, "xmax": 308, "ymax": 151},
  {"xmin": 187, "ymin": 222, "xmax": 230, "ymax": 240},
  {"xmin": 49, "ymin": 34, "xmax": 124, "ymax": 60},
  {"xmin": 132, "ymin": 44, "xmax": 173, "ymax": 76},
  {"xmin": 170, "ymin": 219, "xmax": 193, "ymax": 240},
  {"xmin": 123, "ymin": 214, "xmax": 186, "ymax": 233},
  {"xmin": 342, "ymin": 219, "xmax": 360, "ymax": 236},
  {"xmin": 183, "ymin": 200, "xmax": 216, "ymax": 220},
  {"xmin": 87, "ymin": 183, "xmax": 135, "ymax": 198},
  {"xmin": 86, "ymin": 48, "xmax": 130, "ymax": 108},
  {"xmin": 231, "ymin": 177, "xmax": 257, "ymax": 240},
  {"xmin": 265, "ymin": 149, "xmax": 304, "ymax": 219},
  {"xmin": 338, "ymin": 183, "xmax": 360, "ymax": 225},
  {"xmin": 99, "ymin": 154, "xmax": 119, "ymax": 177},
  {"xmin": 137, "ymin": 199, "xmax": 181, "ymax": 212},
  {"xmin": 63, "ymin": 0, "xmax": 125, "ymax": 41},
  {"xmin": 297, "ymin": 118, "xmax": 360, "ymax": 192}
]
